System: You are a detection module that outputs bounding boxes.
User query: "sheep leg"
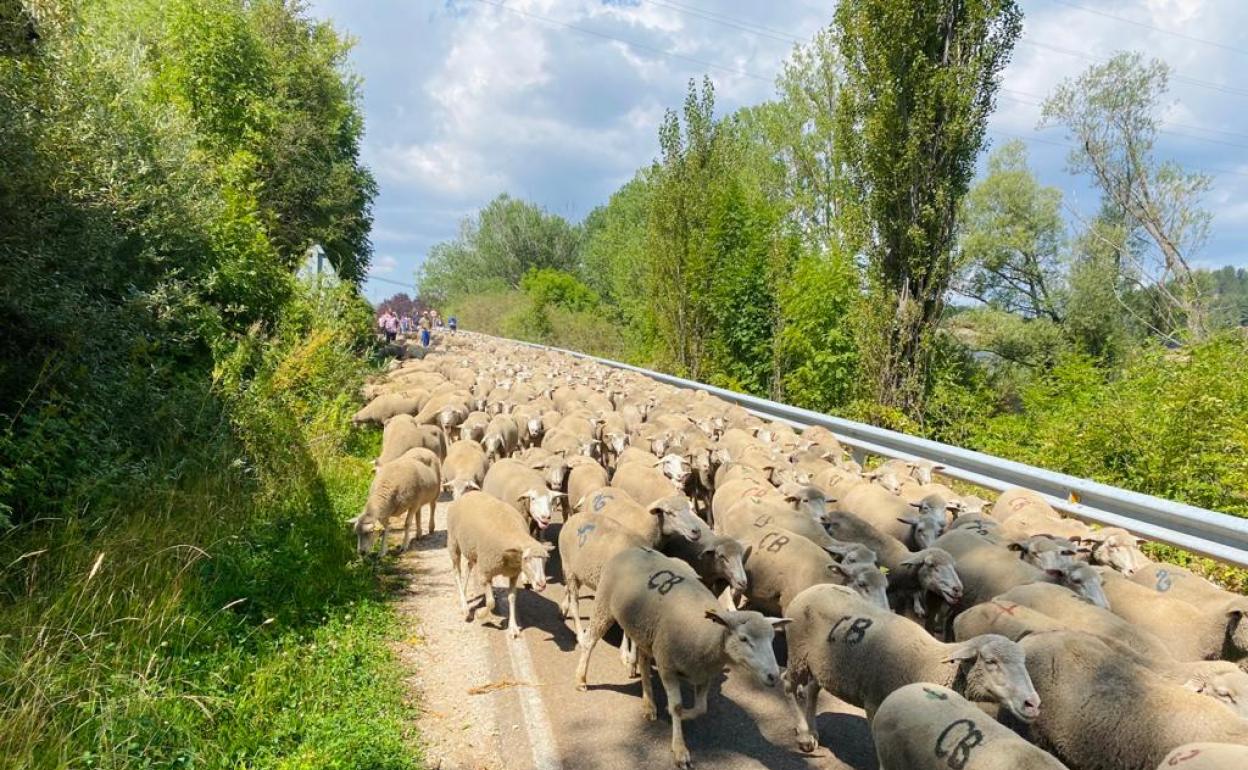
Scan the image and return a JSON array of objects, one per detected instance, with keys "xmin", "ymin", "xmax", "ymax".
[
  {"xmin": 659, "ymin": 669, "xmax": 692, "ymax": 770},
  {"xmin": 575, "ymin": 598, "xmax": 613, "ymax": 690},
  {"xmin": 402, "ymin": 506, "xmax": 416, "ymax": 551},
  {"xmin": 637, "ymin": 649, "xmax": 657, "ymax": 721},
  {"xmin": 783, "ymin": 669, "xmax": 819, "ymax": 753},
  {"xmin": 449, "ymin": 546, "xmax": 472, "ymax": 621},
  {"xmin": 484, "ymin": 570, "xmax": 496, "ymax": 614},
  {"xmin": 686, "ymin": 681, "xmax": 709, "ymax": 719},
  {"xmin": 424, "ymin": 499, "xmax": 436, "ymax": 540},
  {"xmin": 506, "ymin": 576, "xmax": 521, "ymax": 639}
]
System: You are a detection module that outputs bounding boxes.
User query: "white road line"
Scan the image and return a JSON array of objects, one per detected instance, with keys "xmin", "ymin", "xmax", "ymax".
[{"xmin": 504, "ymin": 628, "xmax": 563, "ymax": 770}]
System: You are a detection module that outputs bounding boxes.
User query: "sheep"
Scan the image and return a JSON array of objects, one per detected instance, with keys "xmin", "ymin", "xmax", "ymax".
[
  {"xmin": 718, "ymin": 500, "xmax": 877, "ymax": 566},
  {"xmin": 953, "ymin": 599, "xmax": 1248, "ymax": 718},
  {"xmin": 1010, "ymin": 535, "xmax": 1080, "ymax": 571},
  {"xmin": 1154, "ymin": 743, "xmax": 1248, "ymax": 770},
  {"xmin": 990, "ymin": 487, "xmax": 1059, "ymax": 521},
  {"xmin": 839, "ymin": 485, "xmax": 951, "ymax": 549},
  {"xmin": 458, "ymin": 410, "xmax": 491, "ymax": 443},
  {"xmin": 351, "ymin": 453, "xmax": 440, "ymax": 554},
  {"xmin": 376, "ymin": 416, "xmax": 446, "ymax": 464},
  {"xmin": 615, "ymin": 446, "xmax": 661, "ymax": 468},
  {"xmin": 351, "ymin": 390, "xmax": 427, "ymax": 426},
  {"xmin": 1078, "ymin": 527, "xmax": 1150, "ymax": 574},
  {"xmin": 661, "ymin": 530, "xmax": 748, "ymax": 597},
  {"xmin": 573, "ymin": 546, "xmax": 787, "ymax": 770},
  {"xmin": 510, "ymin": 404, "xmax": 545, "ymax": 447},
  {"xmin": 1013, "ymin": 631, "xmax": 1248, "ymax": 770},
  {"xmin": 566, "ymin": 458, "xmax": 609, "ymax": 513},
  {"xmin": 740, "ymin": 527, "xmax": 889, "ymax": 615},
  {"xmin": 992, "ymin": 488, "xmax": 1093, "ymax": 540},
  {"xmin": 446, "ymin": 491, "xmax": 554, "ymax": 638},
  {"xmin": 559, "ymin": 496, "xmax": 704, "ymax": 638},
  {"xmin": 821, "ymin": 509, "xmax": 964, "ymax": 615},
  {"xmin": 542, "ymin": 428, "xmax": 599, "ymax": 460},
  {"xmin": 1129, "ymin": 562, "xmax": 1229, "ymax": 605},
  {"xmin": 511, "ymin": 447, "xmax": 571, "ymax": 494},
  {"xmin": 480, "ymin": 458, "xmax": 565, "ymax": 533},
  {"xmin": 933, "ymin": 529, "xmax": 1109, "ymax": 615},
  {"xmin": 412, "ymin": 390, "xmax": 471, "ymax": 432},
  {"xmin": 481, "ymin": 413, "xmax": 519, "ymax": 462},
  {"xmin": 711, "ymin": 478, "xmax": 828, "ymax": 524},
  {"xmin": 612, "ymin": 459, "xmax": 683, "ymax": 507},
  {"xmin": 872, "ymin": 683, "xmax": 1069, "ymax": 770},
  {"xmin": 782, "ymin": 584, "xmax": 1040, "ymax": 753},
  {"xmin": 1096, "ymin": 568, "xmax": 1248, "ymax": 663},
  {"xmin": 443, "ymin": 439, "xmax": 487, "ymax": 500},
  {"xmin": 588, "ymin": 490, "xmax": 706, "ymax": 546}
]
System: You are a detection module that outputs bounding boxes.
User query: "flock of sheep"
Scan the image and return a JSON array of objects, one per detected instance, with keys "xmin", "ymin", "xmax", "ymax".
[{"xmin": 349, "ymin": 332, "xmax": 1248, "ymax": 770}]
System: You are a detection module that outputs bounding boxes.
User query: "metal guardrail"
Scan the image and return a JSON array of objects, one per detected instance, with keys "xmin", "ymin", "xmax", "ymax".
[{"xmin": 478, "ymin": 333, "xmax": 1248, "ymax": 568}]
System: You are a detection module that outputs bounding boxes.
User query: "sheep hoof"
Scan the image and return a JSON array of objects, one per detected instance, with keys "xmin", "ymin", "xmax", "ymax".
[
  {"xmin": 576, "ymin": 681, "xmax": 588, "ymax": 692},
  {"xmin": 508, "ymin": 626, "xmax": 521, "ymax": 640},
  {"xmin": 672, "ymin": 750, "xmax": 692, "ymax": 770},
  {"xmin": 797, "ymin": 736, "xmax": 817, "ymax": 754},
  {"xmin": 642, "ymin": 705, "xmax": 657, "ymax": 721}
]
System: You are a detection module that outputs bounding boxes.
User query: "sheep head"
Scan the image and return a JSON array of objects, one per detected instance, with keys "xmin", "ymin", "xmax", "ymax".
[
  {"xmin": 706, "ymin": 609, "xmax": 787, "ymax": 688},
  {"xmin": 945, "ymin": 634, "xmax": 1040, "ymax": 723}
]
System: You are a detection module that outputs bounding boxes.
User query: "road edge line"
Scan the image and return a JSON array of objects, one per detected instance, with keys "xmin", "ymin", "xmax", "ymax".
[{"xmin": 505, "ymin": 629, "xmax": 562, "ymax": 770}]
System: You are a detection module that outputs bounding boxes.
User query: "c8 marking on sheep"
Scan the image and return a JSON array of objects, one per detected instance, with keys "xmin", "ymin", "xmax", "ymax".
[
  {"xmin": 647, "ymin": 570, "xmax": 685, "ymax": 595},
  {"xmin": 759, "ymin": 531, "xmax": 790, "ymax": 553},
  {"xmin": 935, "ymin": 718, "xmax": 985, "ymax": 770},
  {"xmin": 827, "ymin": 615, "xmax": 873, "ymax": 645}
]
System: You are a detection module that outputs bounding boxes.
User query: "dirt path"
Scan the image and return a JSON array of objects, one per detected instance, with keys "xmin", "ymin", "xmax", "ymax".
[{"xmin": 387, "ymin": 498, "xmax": 876, "ymax": 770}]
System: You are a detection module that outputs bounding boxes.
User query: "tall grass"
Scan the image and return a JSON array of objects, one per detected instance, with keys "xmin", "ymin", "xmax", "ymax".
[{"xmin": 0, "ymin": 285, "xmax": 420, "ymax": 770}]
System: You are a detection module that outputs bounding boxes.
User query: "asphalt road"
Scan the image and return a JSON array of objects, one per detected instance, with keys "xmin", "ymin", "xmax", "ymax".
[{"xmin": 394, "ymin": 500, "xmax": 878, "ymax": 770}]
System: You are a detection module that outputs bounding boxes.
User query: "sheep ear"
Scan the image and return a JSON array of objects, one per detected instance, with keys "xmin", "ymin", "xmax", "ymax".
[
  {"xmin": 346, "ymin": 514, "xmax": 362, "ymax": 526},
  {"xmin": 897, "ymin": 553, "xmax": 923, "ymax": 568},
  {"xmin": 467, "ymin": 480, "xmax": 480, "ymax": 490},
  {"xmin": 1181, "ymin": 678, "xmax": 1206, "ymax": 694},
  {"xmin": 704, "ymin": 609, "xmax": 731, "ymax": 627},
  {"xmin": 942, "ymin": 641, "xmax": 982, "ymax": 662},
  {"xmin": 897, "ymin": 516, "xmax": 920, "ymax": 526},
  {"xmin": 1006, "ymin": 541, "xmax": 1026, "ymax": 552},
  {"xmin": 907, "ymin": 500, "xmax": 924, "ymax": 508},
  {"xmin": 767, "ymin": 617, "xmax": 793, "ymax": 630},
  {"xmin": 826, "ymin": 561, "xmax": 848, "ymax": 578}
]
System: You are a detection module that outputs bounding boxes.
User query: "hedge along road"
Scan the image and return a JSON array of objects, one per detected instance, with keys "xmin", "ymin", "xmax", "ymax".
[{"xmin": 392, "ymin": 497, "xmax": 876, "ymax": 770}]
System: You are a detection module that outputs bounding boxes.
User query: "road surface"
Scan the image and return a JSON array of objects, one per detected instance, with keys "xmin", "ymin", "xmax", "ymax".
[{"xmin": 390, "ymin": 499, "xmax": 878, "ymax": 770}]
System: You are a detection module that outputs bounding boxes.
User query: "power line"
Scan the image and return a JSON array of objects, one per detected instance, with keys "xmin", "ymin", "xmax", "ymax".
[
  {"xmin": 466, "ymin": 0, "xmax": 774, "ymax": 83},
  {"xmin": 1044, "ymin": 0, "xmax": 1248, "ymax": 58},
  {"xmin": 637, "ymin": 0, "xmax": 807, "ymax": 45},
  {"xmin": 367, "ymin": 273, "xmax": 419, "ymax": 289},
  {"xmin": 988, "ymin": 128, "xmax": 1248, "ymax": 179},
  {"xmin": 1017, "ymin": 39, "xmax": 1248, "ymax": 100}
]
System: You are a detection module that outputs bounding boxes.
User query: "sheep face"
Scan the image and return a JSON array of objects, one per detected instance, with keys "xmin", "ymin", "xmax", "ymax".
[
  {"xmin": 1185, "ymin": 664, "xmax": 1248, "ymax": 718},
  {"xmin": 520, "ymin": 489, "xmax": 562, "ymax": 530},
  {"xmin": 712, "ymin": 540, "xmax": 748, "ymax": 592},
  {"xmin": 650, "ymin": 496, "xmax": 704, "ymax": 543},
  {"xmin": 1229, "ymin": 606, "xmax": 1248, "ymax": 655},
  {"xmin": 783, "ymin": 485, "xmax": 829, "ymax": 525},
  {"xmin": 908, "ymin": 461, "xmax": 944, "ymax": 486},
  {"xmin": 824, "ymin": 541, "xmax": 878, "ymax": 569},
  {"xmin": 445, "ymin": 478, "xmax": 479, "ymax": 500},
  {"xmin": 871, "ymin": 470, "xmax": 904, "ymax": 494},
  {"xmin": 604, "ymin": 431, "xmax": 628, "ymax": 456},
  {"xmin": 352, "ymin": 513, "xmax": 383, "ymax": 555},
  {"xmin": 947, "ymin": 635, "xmax": 1040, "ymax": 722},
  {"xmin": 1053, "ymin": 563, "xmax": 1109, "ymax": 609},
  {"xmin": 902, "ymin": 548, "xmax": 964, "ymax": 605},
  {"xmin": 831, "ymin": 562, "xmax": 889, "ymax": 609},
  {"xmin": 541, "ymin": 459, "xmax": 570, "ymax": 490},
  {"xmin": 525, "ymin": 416, "xmax": 545, "ymax": 442},
  {"xmin": 1085, "ymin": 532, "xmax": 1150, "ymax": 575},
  {"xmin": 897, "ymin": 512, "xmax": 944, "ymax": 550},
  {"xmin": 519, "ymin": 544, "xmax": 554, "ymax": 592},
  {"xmin": 1010, "ymin": 536, "xmax": 1078, "ymax": 572},
  {"xmin": 707, "ymin": 610, "xmax": 787, "ymax": 688}
]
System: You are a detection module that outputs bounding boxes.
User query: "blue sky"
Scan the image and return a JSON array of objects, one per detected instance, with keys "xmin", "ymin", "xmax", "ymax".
[{"xmin": 306, "ymin": 0, "xmax": 1248, "ymax": 302}]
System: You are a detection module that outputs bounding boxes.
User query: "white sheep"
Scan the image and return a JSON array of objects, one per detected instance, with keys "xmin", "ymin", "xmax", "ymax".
[
  {"xmin": 442, "ymin": 439, "xmax": 486, "ymax": 500},
  {"xmin": 1154, "ymin": 743, "xmax": 1248, "ymax": 770},
  {"xmin": 873, "ymin": 683, "xmax": 1068, "ymax": 770},
  {"xmin": 351, "ymin": 453, "xmax": 440, "ymax": 554},
  {"xmin": 446, "ymin": 491, "xmax": 554, "ymax": 638},
  {"xmin": 574, "ymin": 546, "xmax": 788, "ymax": 769},
  {"xmin": 1097, "ymin": 568, "xmax": 1248, "ymax": 663},
  {"xmin": 740, "ymin": 526, "xmax": 889, "ymax": 614},
  {"xmin": 782, "ymin": 584, "xmax": 1040, "ymax": 753},
  {"xmin": 480, "ymin": 458, "xmax": 565, "ymax": 533},
  {"xmin": 1015, "ymin": 631, "xmax": 1248, "ymax": 770}
]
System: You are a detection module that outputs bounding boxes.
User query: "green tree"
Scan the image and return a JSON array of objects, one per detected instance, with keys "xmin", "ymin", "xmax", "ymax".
[
  {"xmin": 1042, "ymin": 52, "xmax": 1212, "ymax": 342},
  {"xmin": 958, "ymin": 140, "xmax": 1066, "ymax": 322},
  {"xmin": 419, "ymin": 193, "xmax": 581, "ymax": 301},
  {"xmin": 834, "ymin": 0, "xmax": 1023, "ymax": 416},
  {"xmin": 647, "ymin": 77, "xmax": 722, "ymax": 379}
]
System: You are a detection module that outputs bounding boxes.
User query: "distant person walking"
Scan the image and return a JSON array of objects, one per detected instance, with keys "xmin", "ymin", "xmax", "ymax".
[
  {"xmin": 418, "ymin": 311, "xmax": 432, "ymax": 348},
  {"xmin": 448, "ymin": 316, "xmax": 457, "ymax": 333},
  {"xmin": 379, "ymin": 309, "xmax": 398, "ymax": 343}
]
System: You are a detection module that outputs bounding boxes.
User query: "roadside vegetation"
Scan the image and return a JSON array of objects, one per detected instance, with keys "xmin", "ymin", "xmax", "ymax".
[
  {"xmin": 1, "ymin": 2, "xmax": 417, "ymax": 767},
  {"xmin": 416, "ymin": 1, "xmax": 1248, "ymax": 530}
]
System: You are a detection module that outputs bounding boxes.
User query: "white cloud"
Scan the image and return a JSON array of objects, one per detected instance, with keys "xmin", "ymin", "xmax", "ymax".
[{"xmin": 372, "ymin": 254, "xmax": 399, "ymax": 275}]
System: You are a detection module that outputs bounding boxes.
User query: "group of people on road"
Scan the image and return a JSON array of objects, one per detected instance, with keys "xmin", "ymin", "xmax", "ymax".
[{"xmin": 376, "ymin": 307, "xmax": 457, "ymax": 347}]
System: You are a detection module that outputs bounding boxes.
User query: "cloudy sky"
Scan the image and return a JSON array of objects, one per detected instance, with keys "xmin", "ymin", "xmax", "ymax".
[{"xmin": 305, "ymin": 0, "xmax": 1248, "ymax": 302}]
